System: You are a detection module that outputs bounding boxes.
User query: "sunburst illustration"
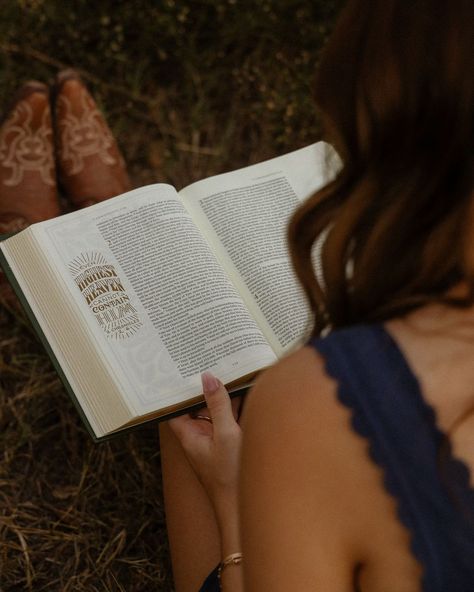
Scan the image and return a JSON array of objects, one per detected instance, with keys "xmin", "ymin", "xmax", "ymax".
[
  {"xmin": 68, "ymin": 251, "xmax": 108, "ymax": 277},
  {"xmin": 111, "ymin": 318, "xmax": 142, "ymax": 340}
]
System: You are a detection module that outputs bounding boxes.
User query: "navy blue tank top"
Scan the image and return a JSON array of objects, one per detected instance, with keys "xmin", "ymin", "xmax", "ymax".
[
  {"xmin": 310, "ymin": 324, "xmax": 474, "ymax": 591},
  {"xmin": 199, "ymin": 324, "xmax": 474, "ymax": 591}
]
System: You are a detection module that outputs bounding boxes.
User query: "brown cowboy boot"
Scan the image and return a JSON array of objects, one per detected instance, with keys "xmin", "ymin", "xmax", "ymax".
[
  {"xmin": 54, "ymin": 70, "xmax": 131, "ymax": 209},
  {"xmin": 0, "ymin": 81, "xmax": 59, "ymax": 232},
  {"xmin": 0, "ymin": 81, "xmax": 60, "ymax": 303}
]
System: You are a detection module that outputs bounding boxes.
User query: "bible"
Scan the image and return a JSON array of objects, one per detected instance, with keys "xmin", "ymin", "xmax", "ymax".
[{"xmin": 0, "ymin": 142, "xmax": 333, "ymax": 440}]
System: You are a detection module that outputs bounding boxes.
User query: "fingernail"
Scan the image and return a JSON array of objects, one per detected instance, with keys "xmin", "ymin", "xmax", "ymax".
[{"xmin": 201, "ymin": 371, "xmax": 220, "ymax": 394}]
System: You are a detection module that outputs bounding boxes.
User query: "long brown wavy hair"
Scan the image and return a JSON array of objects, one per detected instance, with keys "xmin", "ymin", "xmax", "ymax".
[{"xmin": 289, "ymin": 0, "xmax": 474, "ymax": 336}]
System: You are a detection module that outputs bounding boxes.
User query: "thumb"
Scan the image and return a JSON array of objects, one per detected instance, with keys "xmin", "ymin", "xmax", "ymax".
[{"xmin": 201, "ymin": 371, "xmax": 235, "ymax": 433}]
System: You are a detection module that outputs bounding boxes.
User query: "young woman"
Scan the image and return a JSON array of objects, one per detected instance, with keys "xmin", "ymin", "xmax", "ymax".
[{"xmin": 160, "ymin": 1, "xmax": 474, "ymax": 590}]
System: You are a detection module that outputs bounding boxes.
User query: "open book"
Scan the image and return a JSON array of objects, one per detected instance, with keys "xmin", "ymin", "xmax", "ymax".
[{"xmin": 0, "ymin": 142, "xmax": 332, "ymax": 440}]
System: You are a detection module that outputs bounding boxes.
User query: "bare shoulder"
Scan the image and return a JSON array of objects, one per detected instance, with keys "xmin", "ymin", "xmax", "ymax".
[
  {"xmin": 240, "ymin": 346, "xmax": 363, "ymax": 589},
  {"xmin": 242, "ymin": 345, "xmax": 361, "ymax": 500},
  {"xmin": 242, "ymin": 345, "xmax": 345, "ymax": 447},
  {"xmin": 245, "ymin": 346, "xmax": 328, "ymax": 407}
]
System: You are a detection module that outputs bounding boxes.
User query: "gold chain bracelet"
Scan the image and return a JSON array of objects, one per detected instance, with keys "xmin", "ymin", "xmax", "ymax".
[{"xmin": 217, "ymin": 552, "xmax": 243, "ymax": 587}]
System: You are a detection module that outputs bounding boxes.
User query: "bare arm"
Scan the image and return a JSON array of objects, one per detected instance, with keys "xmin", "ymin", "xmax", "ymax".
[
  {"xmin": 167, "ymin": 349, "xmax": 365, "ymax": 591},
  {"xmin": 168, "ymin": 374, "xmax": 244, "ymax": 592},
  {"xmin": 239, "ymin": 347, "xmax": 363, "ymax": 591}
]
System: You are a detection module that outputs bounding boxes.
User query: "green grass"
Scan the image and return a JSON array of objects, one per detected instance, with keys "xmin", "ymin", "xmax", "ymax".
[{"xmin": 0, "ymin": 1, "xmax": 342, "ymax": 589}]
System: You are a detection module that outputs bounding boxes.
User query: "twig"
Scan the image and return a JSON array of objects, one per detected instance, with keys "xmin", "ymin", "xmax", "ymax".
[
  {"xmin": 12, "ymin": 526, "xmax": 34, "ymax": 591},
  {"xmin": 175, "ymin": 142, "xmax": 221, "ymax": 156}
]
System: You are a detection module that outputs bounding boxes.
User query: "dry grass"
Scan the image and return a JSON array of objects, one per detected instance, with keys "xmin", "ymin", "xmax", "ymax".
[
  {"xmin": 0, "ymin": 303, "xmax": 170, "ymax": 591},
  {"xmin": 0, "ymin": 1, "xmax": 342, "ymax": 589}
]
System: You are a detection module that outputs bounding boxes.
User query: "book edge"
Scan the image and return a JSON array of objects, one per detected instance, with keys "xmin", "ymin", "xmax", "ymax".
[{"xmin": 0, "ymin": 236, "xmax": 101, "ymax": 442}]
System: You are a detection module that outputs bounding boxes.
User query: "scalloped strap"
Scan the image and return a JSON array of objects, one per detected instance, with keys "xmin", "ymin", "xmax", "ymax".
[{"xmin": 308, "ymin": 324, "xmax": 474, "ymax": 591}]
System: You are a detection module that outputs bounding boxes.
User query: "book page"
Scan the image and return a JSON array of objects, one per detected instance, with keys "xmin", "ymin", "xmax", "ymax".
[
  {"xmin": 180, "ymin": 142, "xmax": 335, "ymax": 357},
  {"xmin": 29, "ymin": 185, "xmax": 276, "ymax": 416}
]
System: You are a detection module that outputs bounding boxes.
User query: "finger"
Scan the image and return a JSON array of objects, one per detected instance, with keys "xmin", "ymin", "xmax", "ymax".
[
  {"xmin": 167, "ymin": 413, "xmax": 193, "ymax": 442},
  {"xmin": 168, "ymin": 411, "xmax": 211, "ymax": 444},
  {"xmin": 190, "ymin": 405, "xmax": 212, "ymax": 421},
  {"xmin": 201, "ymin": 371, "xmax": 237, "ymax": 434}
]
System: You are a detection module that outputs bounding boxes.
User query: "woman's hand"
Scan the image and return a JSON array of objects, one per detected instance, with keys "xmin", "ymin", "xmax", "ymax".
[{"xmin": 167, "ymin": 372, "xmax": 242, "ymax": 520}]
